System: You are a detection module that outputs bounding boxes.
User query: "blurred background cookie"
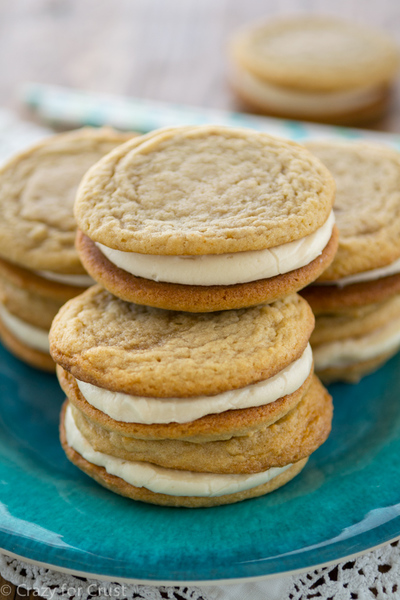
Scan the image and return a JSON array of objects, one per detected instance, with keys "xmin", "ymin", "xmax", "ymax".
[{"xmin": 229, "ymin": 16, "xmax": 399, "ymax": 125}]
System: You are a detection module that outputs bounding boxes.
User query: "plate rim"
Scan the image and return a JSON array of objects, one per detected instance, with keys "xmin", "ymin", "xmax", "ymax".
[
  {"xmin": 1, "ymin": 535, "xmax": 399, "ymax": 587},
  {"xmin": 2, "ymin": 346, "xmax": 400, "ymax": 583}
]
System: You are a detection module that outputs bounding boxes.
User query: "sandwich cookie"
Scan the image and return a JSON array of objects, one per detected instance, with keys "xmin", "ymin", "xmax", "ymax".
[
  {"xmin": 0, "ymin": 127, "xmax": 134, "ymax": 370},
  {"xmin": 302, "ymin": 141, "xmax": 400, "ymax": 382},
  {"xmin": 229, "ymin": 16, "xmax": 399, "ymax": 125},
  {"xmin": 51, "ymin": 285, "xmax": 333, "ymax": 507},
  {"xmin": 75, "ymin": 126, "xmax": 337, "ymax": 312}
]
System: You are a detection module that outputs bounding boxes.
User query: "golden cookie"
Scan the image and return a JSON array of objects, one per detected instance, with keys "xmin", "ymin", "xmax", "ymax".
[
  {"xmin": 74, "ymin": 125, "xmax": 336, "ymax": 310},
  {"xmin": 50, "ymin": 285, "xmax": 314, "ymax": 397},
  {"xmin": 312, "ymin": 305, "xmax": 400, "ymax": 383},
  {"xmin": 310, "ymin": 293, "xmax": 400, "ymax": 346},
  {"xmin": 301, "ymin": 272, "xmax": 400, "ymax": 314},
  {"xmin": 76, "ymin": 226, "xmax": 338, "ymax": 312},
  {"xmin": 59, "ymin": 377, "xmax": 331, "ymax": 507},
  {"xmin": 0, "ymin": 127, "xmax": 134, "ymax": 274},
  {"xmin": 316, "ymin": 351, "xmax": 397, "ymax": 385},
  {"xmin": 57, "ymin": 365, "xmax": 313, "ymax": 442},
  {"xmin": 306, "ymin": 141, "xmax": 400, "ymax": 282},
  {"xmin": 68, "ymin": 376, "xmax": 332, "ymax": 475},
  {"xmin": 60, "ymin": 406, "xmax": 309, "ymax": 508},
  {"xmin": 229, "ymin": 16, "xmax": 399, "ymax": 124}
]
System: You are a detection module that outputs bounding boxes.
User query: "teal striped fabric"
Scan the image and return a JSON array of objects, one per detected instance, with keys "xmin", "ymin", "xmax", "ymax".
[{"xmin": 22, "ymin": 83, "xmax": 400, "ymax": 148}]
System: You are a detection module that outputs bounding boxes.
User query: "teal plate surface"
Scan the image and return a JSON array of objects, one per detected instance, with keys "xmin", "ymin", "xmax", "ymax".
[{"xmin": 0, "ymin": 342, "xmax": 399, "ymax": 583}]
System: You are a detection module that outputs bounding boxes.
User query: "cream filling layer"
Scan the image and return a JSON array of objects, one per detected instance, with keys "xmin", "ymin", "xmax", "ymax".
[
  {"xmin": 313, "ymin": 317, "xmax": 400, "ymax": 369},
  {"xmin": 232, "ymin": 65, "xmax": 384, "ymax": 116},
  {"xmin": 36, "ymin": 271, "xmax": 95, "ymax": 287},
  {"xmin": 320, "ymin": 256, "xmax": 400, "ymax": 288},
  {"xmin": 76, "ymin": 344, "xmax": 312, "ymax": 424},
  {"xmin": 65, "ymin": 405, "xmax": 291, "ymax": 497},
  {"xmin": 0, "ymin": 304, "xmax": 49, "ymax": 353},
  {"xmin": 95, "ymin": 212, "xmax": 335, "ymax": 286}
]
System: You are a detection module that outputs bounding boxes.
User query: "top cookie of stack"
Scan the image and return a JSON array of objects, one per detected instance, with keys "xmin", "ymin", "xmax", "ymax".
[{"xmin": 75, "ymin": 126, "xmax": 337, "ymax": 312}]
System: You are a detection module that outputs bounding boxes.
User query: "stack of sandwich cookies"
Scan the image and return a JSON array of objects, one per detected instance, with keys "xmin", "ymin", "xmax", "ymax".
[
  {"xmin": 50, "ymin": 286, "xmax": 332, "ymax": 507},
  {"xmin": 229, "ymin": 16, "xmax": 399, "ymax": 125},
  {"xmin": 0, "ymin": 258, "xmax": 92, "ymax": 371},
  {"xmin": 302, "ymin": 141, "xmax": 400, "ymax": 383},
  {"xmin": 74, "ymin": 126, "xmax": 338, "ymax": 312},
  {"xmin": 0, "ymin": 127, "xmax": 133, "ymax": 370}
]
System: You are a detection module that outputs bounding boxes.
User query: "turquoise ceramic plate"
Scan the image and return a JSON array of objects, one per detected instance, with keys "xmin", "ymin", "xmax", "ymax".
[{"xmin": 0, "ymin": 342, "xmax": 399, "ymax": 584}]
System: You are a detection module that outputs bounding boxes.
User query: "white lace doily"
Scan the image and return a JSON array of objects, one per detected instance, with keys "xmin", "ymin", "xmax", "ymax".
[{"xmin": 0, "ymin": 541, "xmax": 399, "ymax": 600}]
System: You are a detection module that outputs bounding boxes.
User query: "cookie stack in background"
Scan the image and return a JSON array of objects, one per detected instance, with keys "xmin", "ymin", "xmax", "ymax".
[
  {"xmin": 50, "ymin": 125, "xmax": 337, "ymax": 507},
  {"xmin": 0, "ymin": 127, "xmax": 133, "ymax": 371},
  {"xmin": 228, "ymin": 16, "xmax": 399, "ymax": 125},
  {"xmin": 302, "ymin": 141, "xmax": 400, "ymax": 383}
]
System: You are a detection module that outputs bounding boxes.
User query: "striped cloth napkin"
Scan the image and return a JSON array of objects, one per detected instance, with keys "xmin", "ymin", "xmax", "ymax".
[{"xmin": 21, "ymin": 82, "xmax": 400, "ymax": 147}]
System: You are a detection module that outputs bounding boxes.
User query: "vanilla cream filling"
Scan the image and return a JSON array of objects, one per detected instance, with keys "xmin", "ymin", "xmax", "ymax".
[
  {"xmin": 65, "ymin": 405, "xmax": 291, "ymax": 497},
  {"xmin": 95, "ymin": 211, "xmax": 335, "ymax": 286},
  {"xmin": 36, "ymin": 271, "xmax": 95, "ymax": 287},
  {"xmin": 76, "ymin": 344, "xmax": 312, "ymax": 424},
  {"xmin": 313, "ymin": 317, "xmax": 400, "ymax": 369},
  {"xmin": 232, "ymin": 65, "xmax": 383, "ymax": 116},
  {"xmin": 320, "ymin": 256, "xmax": 400, "ymax": 288},
  {"xmin": 0, "ymin": 304, "xmax": 49, "ymax": 353}
]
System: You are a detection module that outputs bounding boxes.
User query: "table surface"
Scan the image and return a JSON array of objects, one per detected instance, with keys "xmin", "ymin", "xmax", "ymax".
[
  {"xmin": 1, "ymin": 0, "xmax": 400, "ymax": 131},
  {"xmin": 1, "ymin": 0, "xmax": 400, "ymax": 596}
]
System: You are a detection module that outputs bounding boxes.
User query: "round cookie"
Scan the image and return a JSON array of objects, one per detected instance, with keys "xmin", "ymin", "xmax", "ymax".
[
  {"xmin": 310, "ymin": 294, "xmax": 400, "ymax": 347},
  {"xmin": 232, "ymin": 85, "xmax": 390, "ymax": 127},
  {"xmin": 301, "ymin": 272, "xmax": 400, "ymax": 314},
  {"xmin": 60, "ymin": 406, "xmax": 309, "ymax": 508},
  {"xmin": 0, "ymin": 271, "xmax": 67, "ymax": 331},
  {"xmin": 76, "ymin": 126, "xmax": 334, "ymax": 254},
  {"xmin": 0, "ymin": 256, "xmax": 89, "ymax": 372},
  {"xmin": 316, "ymin": 351, "xmax": 397, "ymax": 385},
  {"xmin": 57, "ymin": 365, "xmax": 314, "ymax": 442},
  {"xmin": 0, "ymin": 257, "xmax": 92, "ymax": 372},
  {"xmin": 0, "ymin": 257, "xmax": 90, "ymax": 330},
  {"xmin": 312, "ymin": 307, "xmax": 400, "ymax": 382},
  {"xmin": 74, "ymin": 125, "xmax": 337, "ymax": 311},
  {"xmin": 304, "ymin": 292, "xmax": 400, "ymax": 383},
  {"xmin": 68, "ymin": 376, "xmax": 332, "ymax": 474},
  {"xmin": 50, "ymin": 285, "xmax": 315, "ymax": 397},
  {"xmin": 0, "ymin": 127, "xmax": 134, "ymax": 274},
  {"xmin": 229, "ymin": 16, "xmax": 399, "ymax": 124},
  {"xmin": 306, "ymin": 141, "xmax": 400, "ymax": 282},
  {"xmin": 76, "ymin": 227, "xmax": 338, "ymax": 312}
]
